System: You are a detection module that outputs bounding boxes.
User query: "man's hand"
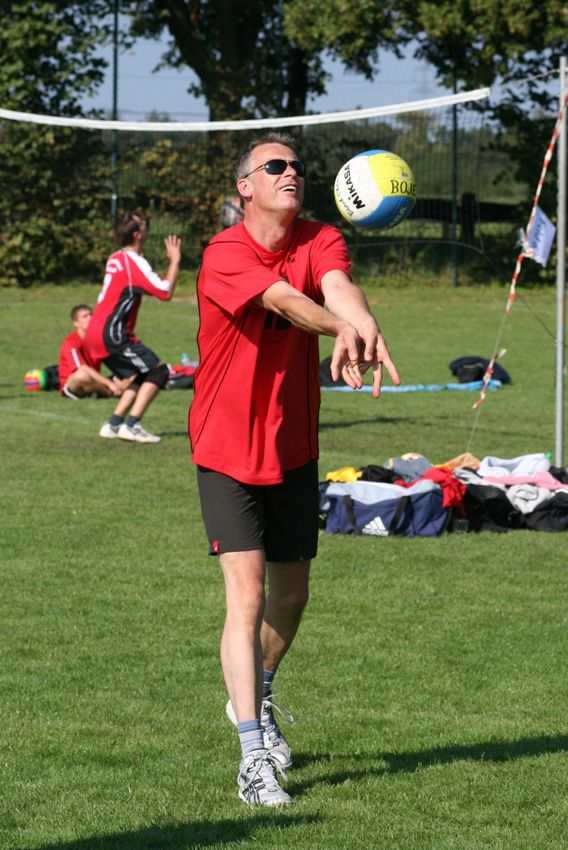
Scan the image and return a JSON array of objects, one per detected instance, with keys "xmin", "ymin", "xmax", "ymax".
[
  {"xmin": 321, "ymin": 271, "xmax": 400, "ymax": 397},
  {"xmin": 330, "ymin": 322, "xmax": 365, "ymax": 390},
  {"xmin": 356, "ymin": 316, "xmax": 400, "ymax": 398}
]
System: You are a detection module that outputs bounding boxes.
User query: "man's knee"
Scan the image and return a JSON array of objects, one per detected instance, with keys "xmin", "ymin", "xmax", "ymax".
[
  {"xmin": 290, "ymin": 587, "xmax": 309, "ymax": 616},
  {"xmin": 269, "ymin": 586, "xmax": 309, "ymax": 619},
  {"xmin": 142, "ymin": 362, "xmax": 169, "ymax": 389},
  {"xmin": 222, "ymin": 550, "xmax": 267, "ymax": 621}
]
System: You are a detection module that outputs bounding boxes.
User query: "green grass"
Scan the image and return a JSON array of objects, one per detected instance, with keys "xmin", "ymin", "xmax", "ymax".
[{"xmin": 2, "ymin": 282, "xmax": 568, "ymax": 849}]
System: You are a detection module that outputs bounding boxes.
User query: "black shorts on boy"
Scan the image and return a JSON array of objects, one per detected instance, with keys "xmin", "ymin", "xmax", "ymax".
[{"xmin": 102, "ymin": 341, "xmax": 161, "ymax": 381}]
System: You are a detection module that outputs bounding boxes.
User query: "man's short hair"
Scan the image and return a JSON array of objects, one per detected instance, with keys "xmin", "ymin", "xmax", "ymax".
[
  {"xmin": 71, "ymin": 304, "xmax": 91, "ymax": 322},
  {"xmin": 235, "ymin": 133, "xmax": 297, "ymax": 183},
  {"xmin": 115, "ymin": 212, "xmax": 142, "ymax": 247}
]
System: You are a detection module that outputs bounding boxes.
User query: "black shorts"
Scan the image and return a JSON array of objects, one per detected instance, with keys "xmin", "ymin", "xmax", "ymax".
[
  {"xmin": 196, "ymin": 460, "xmax": 319, "ymax": 562},
  {"xmin": 103, "ymin": 342, "xmax": 160, "ymax": 379}
]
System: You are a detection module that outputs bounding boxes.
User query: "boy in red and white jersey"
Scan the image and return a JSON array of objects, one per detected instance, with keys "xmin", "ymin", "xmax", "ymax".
[{"xmin": 86, "ymin": 214, "xmax": 181, "ymax": 443}]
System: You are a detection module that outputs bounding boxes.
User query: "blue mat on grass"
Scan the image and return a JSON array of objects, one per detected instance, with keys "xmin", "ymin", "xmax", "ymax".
[{"xmin": 322, "ymin": 379, "xmax": 502, "ymax": 393}]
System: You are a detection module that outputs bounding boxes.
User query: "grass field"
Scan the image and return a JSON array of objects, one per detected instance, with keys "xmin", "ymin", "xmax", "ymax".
[{"xmin": 2, "ymin": 281, "xmax": 568, "ymax": 849}]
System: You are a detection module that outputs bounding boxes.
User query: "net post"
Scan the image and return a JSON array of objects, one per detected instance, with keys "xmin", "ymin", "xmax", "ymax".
[
  {"xmin": 111, "ymin": 0, "xmax": 119, "ymax": 222},
  {"xmin": 451, "ymin": 89, "xmax": 458, "ymax": 287},
  {"xmin": 555, "ymin": 57, "xmax": 567, "ymax": 467}
]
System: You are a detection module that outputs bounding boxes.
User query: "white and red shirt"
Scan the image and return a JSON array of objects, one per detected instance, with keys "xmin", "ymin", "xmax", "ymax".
[
  {"xmin": 189, "ymin": 219, "xmax": 351, "ymax": 485},
  {"xmin": 86, "ymin": 249, "xmax": 171, "ymax": 360},
  {"xmin": 58, "ymin": 331, "xmax": 100, "ymax": 393}
]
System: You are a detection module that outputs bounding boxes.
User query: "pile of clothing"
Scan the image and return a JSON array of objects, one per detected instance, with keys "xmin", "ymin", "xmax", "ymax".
[
  {"xmin": 320, "ymin": 452, "xmax": 568, "ymax": 537},
  {"xmin": 456, "ymin": 454, "xmax": 568, "ymax": 533}
]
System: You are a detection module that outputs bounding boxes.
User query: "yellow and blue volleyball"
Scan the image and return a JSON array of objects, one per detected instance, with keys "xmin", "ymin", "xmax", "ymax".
[
  {"xmin": 334, "ymin": 149, "xmax": 416, "ymax": 231},
  {"xmin": 24, "ymin": 369, "xmax": 48, "ymax": 391}
]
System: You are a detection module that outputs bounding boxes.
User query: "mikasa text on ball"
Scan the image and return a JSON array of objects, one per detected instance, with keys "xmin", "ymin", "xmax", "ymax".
[{"xmin": 334, "ymin": 150, "xmax": 416, "ymax": 231}]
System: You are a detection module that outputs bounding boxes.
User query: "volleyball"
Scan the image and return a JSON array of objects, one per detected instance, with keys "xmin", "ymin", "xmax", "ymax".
[
  {"xmin": 24, "ymin": 369, "xmax": 48, "ymax": 391},
  {"xmin": 334, "ymin": 149, "xmax": 416, "ymax": 231}
]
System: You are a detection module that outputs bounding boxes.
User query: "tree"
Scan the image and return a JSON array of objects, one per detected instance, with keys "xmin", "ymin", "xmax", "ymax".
[
  {"xmin": 284, "ymin": 0, "xmax": 403, "ymax": 80},
  {"xmin": 0, "ymin": 0, "xmax": 110, "ymax": 115},
  {"xmin": 0, "ymin": 2, "xmax": 114, "ymax": 285},
  {"xmin": 398, "ymin": 0, "xmax": 568, "ymax": 93},
  {"xmin": 122, "ymin": 0, "xmax": 321, "ymax": 120},
  {"xmin": 285, "ymin": 0, "xmax": 568, "ymax": 95},
  {"xmin": 121, "ymin": 0, "xmax": 406, "ymax": 120}
]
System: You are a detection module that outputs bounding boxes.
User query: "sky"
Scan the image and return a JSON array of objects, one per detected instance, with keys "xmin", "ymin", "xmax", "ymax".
[{"xmin": 81, "ymin": 28, "xmax": 449, "ymax": 121}]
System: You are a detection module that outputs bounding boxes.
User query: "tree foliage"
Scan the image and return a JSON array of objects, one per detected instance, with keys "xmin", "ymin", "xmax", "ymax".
[
  {"xmin": 121, "ymin": 0, "xmax": 327, "ymax": 119},
  {"xmin": 285, "ymin": 0, "xmax": 403, "ymax": 79},
  {"xmin": 121, "ymin": 0, "xmax": 408, "ymax": 119},
  {"xmin": 286, "ymin": 0, "xmax": 568, "ymax": 94},
  {"xmin": 0, "ymin": 0, "xmax": 110, "ymax": 114},
  {"xmin": 0, "ymin": 1, "xmax": 114, "ymax": 286}
]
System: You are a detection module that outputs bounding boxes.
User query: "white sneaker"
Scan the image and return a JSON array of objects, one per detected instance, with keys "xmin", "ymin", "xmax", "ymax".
[
  {"xmin": 237, "ymin": 748, "xmax": 292, "ymax": 807},
  {"xmin": 226, "ymin": 694, "xmax": 293, "ymax": 768},
  {"xmin": 99, "ymin": 421, "xmax": 120, "ymax": 439},
  {"xmin": 117, "ymin": 422, "xmax": 161, "ymax": 443},
  {"xmin": 261, "ymin": 693, "xmax": 293, "ymax": 768}
]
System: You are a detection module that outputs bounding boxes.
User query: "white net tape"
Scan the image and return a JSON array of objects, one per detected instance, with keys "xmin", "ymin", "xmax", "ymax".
[{"xmin": 0, "ymin": 88, "xmax": 491, "ymax": 132}]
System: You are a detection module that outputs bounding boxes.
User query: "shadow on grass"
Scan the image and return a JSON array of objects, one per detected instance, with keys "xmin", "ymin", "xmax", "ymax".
[
  {"xmin": 31, "ymin": 813, "xmax": 318, "ymax": 850},
  {"xmin": 319, "ymin": 416, "xmax": 406, "ymax": 431},
  {"xmin": 157, "ymin": 431, "xmax": 192, "ymax": 439},
  {"xmin": 292, "ymin": 733, "xmax": 568, "ymax": 790}
]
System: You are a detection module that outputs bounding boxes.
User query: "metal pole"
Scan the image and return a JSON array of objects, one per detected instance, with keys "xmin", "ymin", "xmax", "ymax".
[
  {"xmin": 111, "ymin": 0, "xmax": 119, "ymax": 221},
  {"xmin": 555, "ymin": 56, "xmax": 567, "ymax": 467},
  {"xmin": 451, "ymin": 84, "xmax": 458, "ymax": 287},
  {"xmin": 277, "ymin": 0, "xmax": 284, "ymax": 116}
]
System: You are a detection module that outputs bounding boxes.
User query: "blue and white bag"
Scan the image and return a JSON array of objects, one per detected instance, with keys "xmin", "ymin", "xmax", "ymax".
[{"xmin": 322, "ymin": 479, "xmax": 450, "ymax": 538}]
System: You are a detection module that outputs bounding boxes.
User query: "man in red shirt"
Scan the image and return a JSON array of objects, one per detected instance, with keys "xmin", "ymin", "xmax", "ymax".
[
  {"xmin": 189, "ymin": 133, "xmax": 400, "ymax": 806},
  {"xmin": 86, "ymin": 213, "xmax": 181, "ymax": 443},
  {"xmin": 58, "ymin": 304, "xmax": 124, "ymax": 400}
]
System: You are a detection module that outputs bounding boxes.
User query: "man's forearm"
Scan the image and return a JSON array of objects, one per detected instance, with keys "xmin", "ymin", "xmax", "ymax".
[
  {"xmin": 323, "ymin": 280, "xmax": 379, "ymax": 336},
  {"xmin": 257, "ymin": 283, "xmax": 352, "ymax": 339}
]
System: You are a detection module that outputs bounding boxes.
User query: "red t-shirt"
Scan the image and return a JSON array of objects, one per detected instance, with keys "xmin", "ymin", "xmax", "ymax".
[
  {"xmin": 189, "ymin": 219, "xmax": 351, "ymax": 485},
  {"xmin": 58, "ymin": 330, "xmax": 100, "ymax": 394},
  {"xmin": 86, "ymin": 249, "xmax": 171, "ymax": 360}
]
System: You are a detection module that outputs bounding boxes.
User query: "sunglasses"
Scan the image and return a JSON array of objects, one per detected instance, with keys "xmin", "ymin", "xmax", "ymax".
[{"xmin": 243, "ymin": 159, "xmax": 306, "ymax": 179}]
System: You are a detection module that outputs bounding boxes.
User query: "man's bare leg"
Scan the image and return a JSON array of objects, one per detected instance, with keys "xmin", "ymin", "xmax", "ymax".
[
  {"xmin": 261, "ymin": 560, "xmax": 311, "ymax": 672},
  {"xmin": 220, "ymin": 549, "xmax": 266, "ymax": 722}
]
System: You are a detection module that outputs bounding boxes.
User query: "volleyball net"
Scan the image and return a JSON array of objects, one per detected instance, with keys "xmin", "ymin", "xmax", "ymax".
[{"xmin": 0, "ymin": 86, "xmax": 525, "ymax": 285}]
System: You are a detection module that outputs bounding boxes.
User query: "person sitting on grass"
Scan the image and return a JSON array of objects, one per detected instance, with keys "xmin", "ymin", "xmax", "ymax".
[{"xmin": 59, "ymin": 304, "xmax": 127, "ymax": 400}]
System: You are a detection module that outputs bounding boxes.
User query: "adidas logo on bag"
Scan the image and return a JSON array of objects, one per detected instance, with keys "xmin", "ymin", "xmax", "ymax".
[{"xmin": 362, "ymin": 516, "xmax": 388, "ymax": 537}]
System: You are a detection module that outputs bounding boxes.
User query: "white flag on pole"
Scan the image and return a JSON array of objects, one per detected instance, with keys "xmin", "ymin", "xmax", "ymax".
[{"xmin": 527, "ymin": 206, "xmax": 557, "ymax": 267}]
